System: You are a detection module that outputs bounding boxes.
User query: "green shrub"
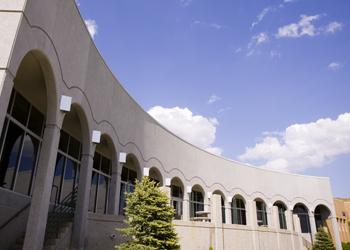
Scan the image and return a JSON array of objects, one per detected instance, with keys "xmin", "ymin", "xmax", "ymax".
[
  {"xmin": 342, "ymin": 242, "xmax": 350, "ymax": 250},
  {"xmin": 116, "ymin": 177, "xmax": 180, "ymax": 250},
  {"xmin": 312, "ymin": 227, "xmax": 335, "ymax": 250}
]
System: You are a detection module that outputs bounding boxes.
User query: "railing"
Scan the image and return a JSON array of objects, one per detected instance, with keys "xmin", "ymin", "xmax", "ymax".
[{"xmin": 45, "ymin": 186, "xmax": 78, "ymax": 240}]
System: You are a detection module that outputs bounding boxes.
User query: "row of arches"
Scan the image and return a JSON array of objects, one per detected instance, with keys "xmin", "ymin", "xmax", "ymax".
[{"xmin": 0, "ymin": 50, "xmax": 335, "ymax": 249}]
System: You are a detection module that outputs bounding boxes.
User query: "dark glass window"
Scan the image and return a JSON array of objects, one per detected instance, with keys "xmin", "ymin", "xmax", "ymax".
[
  {"xmin": 293, "ymin": 205, "xmax": 311, "ymax": 233},
  {"xmin": 232, "ymin": 197, "xmax": 246, "ymax": 225},
  {"xmin": 0, "ymin": 90, "xmax": 45, "ymax": 196},
  {"xmin": 171, "ymin": 184, "xmax": 183, "ymax": 220},
  {"xmin": 119, "ymin": 167, "xmax": 137, "ymax": 215},
  {"xmin": 256, "ymin": 200, "xmax": 268, "ymax": 226},
  {"xmin": 90, "ymin": 152, "xmax": 111, "ymax": 214},
  {"xmin": 190, "ymin": 190, "xmax": 204, "ymax": 218},
  {"xmin": 276, "ymin": 203, "xmax": 287, "ymax": 229},
  {"xmin": 51, "ymin": 130, "xmax": 81, "ymax": 204}
]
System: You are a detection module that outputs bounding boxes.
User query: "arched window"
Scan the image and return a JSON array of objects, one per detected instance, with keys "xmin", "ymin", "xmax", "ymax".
[
  {"xmin": 190, "ymin": 185, "xmax": 204, "ymax": 218},
  {"xmin": 314, "ymin": 205, "xmax": 331, "ymax": 232},
  {"xmin": 170, "ymin": 177, "xmax": 183, "ymax": 220},
  {"xmin": 119, "ymin": 154, "xmax": 139, "ymax": 215},
  {"xmin": 50, "ymin": 130, "xmax": 81, "ymax": 204},
  {"xmin": 89, "ymin": 152, "xmax": 112, "ymax": 214},
  {"xmin": 232, "ymin": 196, "xmax": 246, "ymax": 225},
  {"xmin": 256, "ymin": 199, "xmax": 268, "ymax": 226},
  {"xmin": 0, "ymin": 90, "xmax": 44, "ymax": 196},
  {"xmin": 149, "ymin": 167, "xmax": 162, "ymax": 186},
  {"xmin": 293, "ymin": 203, "xmax": 311, "ymax": 233},
  {"xmin": 274, "ymin": 202, "xmax": 287, "ymax": 229}
]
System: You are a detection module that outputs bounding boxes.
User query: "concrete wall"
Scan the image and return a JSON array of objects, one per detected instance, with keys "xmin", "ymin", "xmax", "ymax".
[{"xmin": 0, "ymin": 0, "xmax": 343, "ymax": 249}]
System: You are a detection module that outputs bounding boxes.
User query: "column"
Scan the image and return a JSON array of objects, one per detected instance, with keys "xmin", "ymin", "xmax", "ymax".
[
  {"xmin": 309, "ymin": 212, "xmax": 317, "ymax": 244},
  {"xmin": 114, "ymin": 167, "xmax": 122, "ymax": 215},
  {"xmin": 107, "ymin": 157, "xmax": 119, "ymax": 215},
  {"xmin": 23, "ymin": 122, "xmax": 62, "ymax": 250},
  {"xmin": 0, "ymin": 71, "xmax": 14, "ymax": 133},
  {"xmin": 247, "ymin": 200, "xmax": 258, "ymax": 250},
  {"xmin": 225, "ymin": 200, "xmax": 232, "ymax": 224},
  {"xmin": 267, "ymin": 204, "xmax": 275, "ymax": 229},
  {"xmin": 285, "ymin": 209, "xmax": 296, "ymax": 250},
  {"xmin": 272, "ymin": 206, "xmax": 281, "ymax": 249},
  {"xmin": 182, "ymin": 192, "xmax": 190, "ymax": 221},
  {"xmin": 330, "ymin": 216, "xmax": 343, "ymax": 250},
  {"xmin": 211, "ymin": 194, "xmax": 223, "ymax": 250},
  {"xmin": 71, "ymin": 145, "xmax": 96, "ymax": 250},
  {"xmin": 293, "ymin": 214, "xmax": 304, "ymax": 250}
]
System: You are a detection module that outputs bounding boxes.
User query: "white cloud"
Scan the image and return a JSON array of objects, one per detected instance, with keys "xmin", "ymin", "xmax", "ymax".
[
  {"xmin": 276, "ymin": 15, "xmax": 343, "ymax": 38},
  {"xmin": 209, "ymin": 23, "xmax": 223, "ymax": 30},
  {"xmin": 85, "ymin": 19, "xmax": 98, "ymax": 39},
  {"xmin": 238, "ymin": 113, "xmax": 350, "ymax": 172},
  {"xmin": 192, "ymin": 20, "xmax": 226, "ymax": 30},
  {"xmin": 179, "ymin": 0, "xmax": 193, "ymax": 8},
  {"xmin": 208, "ymin": 94, "xmax": 221, "ymax": 104},
  {"xmin": 251, "ymin": 7, "xmax": 274, "ymax": 28},
  {"xmin": 270, "ymin": 50, "xmax": 281, "ymax": 59},
  {"xmin": 325, "ymin": 21, "xmax": 343, "ymax": 34},
  {"xmin": 235, "ymin": 47, "xmax": 242, "ymax": 54},
  {"xmin": 328, "ymin": 62, "xmax": 343, "ymax": 71},
  {"xmin": 247, "ymin": 32, "xmax": 269, "ymax": 56},
  {"xmin": 148, "ymin": 106, "xmax": 222, "ymax": 155},
  {"xmin": 276, "ymin": 14, "xmax": 321, "ymax": 38}
]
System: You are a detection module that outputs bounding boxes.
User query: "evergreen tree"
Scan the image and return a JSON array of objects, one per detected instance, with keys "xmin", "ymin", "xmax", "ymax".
[
  {"xmin": 312, "ymin": 227, "xmax": 335, "ymax": 250},
  {"xmin": 116, "ymin": 177, "xmax": 180, "ymax": 250}
]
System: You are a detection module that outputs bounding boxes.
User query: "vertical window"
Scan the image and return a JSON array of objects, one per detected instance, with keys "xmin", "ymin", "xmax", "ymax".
[
  {"xmin": 50, "ymin": 130, "xmax": 81, "ymax": 204},
  {"xmin": 89, "ymin": 152, "xmax": 111, "ymax": 214},
  {"xmin": 275, "ymin": 203, "xmax": 287, "ymax": 229},
  {"xmin": 0, "ymin": 90, "xmax": 44, "ymax": 196},
  {"xmin": 293, "ymin": 204, "xmax": 311, "ymax": 233},
  {"xmin": 256, "ymin": 200, "xmax": 268, "ymax": 226},
  {"xmin": 232, "ymin": 197, "xmax": 247, "ymax": 225},
  {"xmin": 190, "ymin": 189, "xmax": 204, "ymax": 218},
  {"xmin": 119, "ymin": 167, "xmax": 137, "ymax": 215},
  {"xmin": 171, "ymin": 184, "xmax": 183, "ymax": 219}
]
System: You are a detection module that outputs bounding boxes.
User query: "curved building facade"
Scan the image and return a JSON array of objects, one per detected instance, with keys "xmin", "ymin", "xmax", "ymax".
[{"xmin": 0, "ymin": 0, "xmax": 342, "ymax": 249}]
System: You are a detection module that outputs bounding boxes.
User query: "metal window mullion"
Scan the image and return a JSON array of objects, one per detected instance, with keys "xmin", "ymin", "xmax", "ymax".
[
  {"xmin": 57, "ymin": 149, "xmax": 81, "ymax": 164},
  {"xmin": 0, "ymin": 117, "xmax": 10, "ymax": 158},
  {"xmin": 6, "ymin": 115, "xmax": 43, "ymax": 142},
  {"xmin": 59, "ymin": 156, "xmax": 68, "ymax": 202},
  {"xmin": 11, "ymin": 131, "xmax": 25, "ymax": 191},
  {"xmin": 94, "ymin": 173, "xmax": 99, "ymax": 213}
]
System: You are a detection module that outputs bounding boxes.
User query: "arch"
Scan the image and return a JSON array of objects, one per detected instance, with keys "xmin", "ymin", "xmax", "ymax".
[
  {"xmin": 213, "ymin": 190, "xmax": 226, "ymax": 223},
  {"xmin": 232, "ymin": 194, "xmax": 247, "ymax": 225},
  {"xmin": 0, "ymin": 50, "xmax": 58, "ymax": 197},
  {"xmin": 274, "ymin": 201, "xmax": 288, "ymax": 230},
  {"xmin": 293, "ymin": 203, "xmax": 312, "ymax": 234},
  {"xmin": 314, "ymin": 204, "xmax": 332, "ymax": 233},
  {"xmin": 149, "ymin": 167, "xmax": 163, "ymax": 186},
  {"xmin": 170, "ymin": 177, "xmax": 184, "ymax": 220},
  {"xmin": 255, "ymin": 198, "xmax": 268, "ymax": 227},
  {"xmin": 190, "ymin": 184, "xmax": 205, "ymax": 219}
]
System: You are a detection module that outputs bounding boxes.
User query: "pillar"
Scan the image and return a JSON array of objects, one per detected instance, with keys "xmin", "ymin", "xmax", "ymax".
[
  {"xmin": 272, "ymin": 206, "xmax": 281, "ymax": 249},
  {"xmin": 107, "ymin": 157, "xmax": 119, "ymax": 214},
  {"xmin": 247, "ymin": 200, "xmax": 258, "ymax": 250},
  {"xmin": 330, "ymin": 216, "xmax": 343, "ymax": 250},
  {"xmin": 211, "ymin": 194, "xmax": 223, "ymax": 250},
  {"xmin": 183, "ymin": 192, "xmax": 190, "ymax": 221},
  {"xmin": 285, "ymin": 209, "xmax": 296, "ymax": 250},
  {"xmin": 267, "ymin": 204, "xmax": 274, "ymax": 228},
  {"xmin": 23, "ymin": 122, "xmax": 62, "ymax": 250},
  {"xmin": 71, "ymin": 145, "xmax": 96, "ymax": 250},
  {"xmin": 309, "ymin": 212, "xmax": 317, "ymax": 243},
  {"xmin": 293, "ymin": 214, "xmax": 304, "ymax": 250},
  {"xmin": 225, "ymin": 200, "xmax": 232, "ymax": 224},
  {"xmin": 0, "ymin": 71, "xmax": 14, "ymax": 134},
  {"xmin": 114, "ymin": 167, "xmax": 122, "ymax": 215}
]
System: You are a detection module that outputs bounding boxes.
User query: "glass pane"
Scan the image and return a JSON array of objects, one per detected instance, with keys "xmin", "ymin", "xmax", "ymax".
[
  {"xmin": 14, "ymin": 134, "xmax": 39, "ymax": 195},
  {"xmin": 101, "ymin": 156, "xmax": 111, "ymax": 176},
  {"xmin": 128, "ymin": 169, "xmax": 137, "ymax": 184},
  {"xmin": 7, "ymin": 89, "xmax": 15, "ymax": 114},
  {"xmin": 0, "ymin": 118, "xmax": 9, "ymax": 153},
  {"xmin": 51, "ymin": 154, "xmax": 65, "ymax": 203},
  {"xmin": 61, "ymin": 159, "xmax": 77, "ymax": 202},
  {"xmin": 96, "ymin": 175, "xmax": 108, "ymax": 214},
  {"xmin": 89, "ymin": 172, "xmax": 98, "ymax": 212},
  {"xmin": 93, "ymin": 153, "xmax": 101, "ymax": 170},
  {"xmin": 68, "ymin": 136, "xmax": 81, "ymax": 160},
  {"xmin": 11, "ymin": 93, "xmax": 29, "ymax": 125},
  {"xmin": 58, "ymin": 131, "xmax": 69, "ymax": 153},
  {"xmin": 121, "ymin": 167, "xmax": 128, "ymax": 182},
  {"xmin": 28, "ymin": 106, "xmax": 44, "ymax": 136},
  {"xmin": 0, "ymin": 122, "xmax": 24, "ymax": 190}
]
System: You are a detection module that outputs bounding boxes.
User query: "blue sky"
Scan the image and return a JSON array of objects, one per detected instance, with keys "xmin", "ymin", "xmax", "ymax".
[{"xmin": 77, "ymin": 0, "xmax": 350, "ymax": 197}]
